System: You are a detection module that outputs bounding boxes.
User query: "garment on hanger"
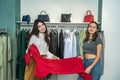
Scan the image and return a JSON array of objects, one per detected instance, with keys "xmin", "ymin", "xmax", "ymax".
[
  {"xmin": 0, "ymin": 34, "xmax": 11, "ymax": 80},
  {"xmin": 0, "ymin": 36, "xmax": 3, "ymax": 80},
  {"xmin": 64, "ymin": 29, "xmax": 80, "ymax": 58},
  {"xmin": 49, "ymin": 29, "xmax": 59, "ymax": 57},
  {"xmin": 25, "ymin": 44, "xmax": 92, "ymax": 80},
  {"xmin": 58, "ymin": 30, "xmax": 64, "ymax": 59},
  {"xmin": 79, "ymin": 31, "xmax": 86, "ymax": 56},
  {"xmin": 63, "ymin": 30, "xmax": 73, "ymax": 58},
  {"xmin": 16, "ymin": 29, "xmax": 30, "ymax": 80},
  {"xmin": 75, "ymin": 31, "xmax": 80, "ymax": 56},
  {"xmin": 72, "ymin": 30, "xmax": 77, "ymax": 57}
]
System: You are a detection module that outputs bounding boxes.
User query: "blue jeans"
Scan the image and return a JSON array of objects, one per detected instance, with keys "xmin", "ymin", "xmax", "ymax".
[{"xmin": 77, "ymin": 58, "xmax": 102, "ymax": 80}]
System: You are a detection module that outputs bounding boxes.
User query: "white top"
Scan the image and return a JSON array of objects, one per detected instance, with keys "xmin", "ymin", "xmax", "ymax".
[
  {"xmin": 64, "ymin": 30, "xmax": 73, "ymax": 58},
  {"xmin": 27, "ymin": 33, "xmax": 53, "ymax": 59}
]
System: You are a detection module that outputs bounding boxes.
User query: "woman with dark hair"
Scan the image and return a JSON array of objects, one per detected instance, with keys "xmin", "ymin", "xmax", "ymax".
[
  {"xmin": 77, "ymin": 22, "xmax": 103, "ymax": 80},
  {"xmin": 24, "ymin": 19, "xmax": 59, "ymax": 80}
]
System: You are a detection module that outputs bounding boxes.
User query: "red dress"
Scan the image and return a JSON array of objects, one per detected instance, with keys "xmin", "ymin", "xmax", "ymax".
[{"xmin": 25, "ymin": 44, "xmax": 92, "ymax": 80}]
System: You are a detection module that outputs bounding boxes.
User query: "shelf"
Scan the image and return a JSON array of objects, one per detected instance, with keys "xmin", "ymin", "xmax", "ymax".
[{"xmin": 16, "ymin": 21, "xmax": 101, "ymax": 27}]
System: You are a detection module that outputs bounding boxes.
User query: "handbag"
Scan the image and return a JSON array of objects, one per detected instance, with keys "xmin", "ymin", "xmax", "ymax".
[
  {"xmin": 38, "ymin": 10, "xmax": 50, "ymax": 22},
  {"xmin": 22, "ymin": 15, "xmax": 31, "ymax": 23},
  {"xmin": 61, "ymin": 14, "xmax": 71, "ymax": 22},
  {"xmin": 84, "ymin": 10, "xmax": 94, "ymax": 22}
]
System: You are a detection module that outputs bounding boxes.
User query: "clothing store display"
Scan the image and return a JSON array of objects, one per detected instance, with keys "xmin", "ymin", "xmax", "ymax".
[
  {"xmin": 38, "ymin": 10, "xmax": 50, "ymax": 22},
  {"xmin": 25, "ymin": 44, "xmax": 92, "ymax": 80},
  {"xmin": 0, "ymin": 35, "xmax": 11, "ymax": 80},
  {"xmin": 63, "ymin": 30, "xmax": 73, "ymax": 58},
  {"xmin": 80, "ymin": 31, "xmax": 86, "ymax": 56},
  {"xmin": 72, "ymin": 30, "xmax": 77, "ymax": 57},
  {"xmin": 61, "ymin": 14, "xmax": 71, "ymax": 22},
  {"xmin": 58, "ymin": 30, "xmax": 64, "ymax": 59},
  {"xmin": 0, "ymin": 36, "xmax": 3, "ymax": 80},
  {"xmin": 16, "ymin": 31, "xmax": 22, "ymax": 79},
  {"xmin": 16, "ymin": 30, "xmax": 28, "ymax": 80},
  {"xmin": 22, "ymin": 15, "xmax": 31, "ymax": 23},
  {"xmin": 48, "ymin": 29, "xmax": 86, "ymax": 58},
  {"xmin": 16, "ymin": 25, "xmax": 104, "ymax": 80},
  {"xmin": 64, "ymin": 30, "xmax": 85, "ymax": 58},
  {"xmin": 49, "ymin": 30, "xmax": 59, "ymax": 57},
  {"xmin": 84, "ymin": 10, "xmax": 94, "ymax": 22},
  {"xmin": 75, "ymin": 31, "xmax": 80, "ymax": 56}
]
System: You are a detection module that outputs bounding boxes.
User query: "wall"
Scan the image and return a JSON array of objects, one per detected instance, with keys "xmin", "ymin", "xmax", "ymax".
[
  {"xmin": 0, "ymin": 0, "xmax": 16, "ymax": 41},
  {"xmin": 0, "ymin": 0, "xmax": 16, "ymax": 79},
  {"xmin": 0, "ymin": 0, "xmax": 20, "ymax": 80},
  {"xmin": 101, "ymin": 0, "xmax": 120, "ymax": 80},
  {"xmin": 21, "ymin": 0, "xmax": 98, "ymax": 23}
]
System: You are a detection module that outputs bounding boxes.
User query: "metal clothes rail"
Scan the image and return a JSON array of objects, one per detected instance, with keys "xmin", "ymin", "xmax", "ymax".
[{"xmin": 16, "ymin": 21, "xmax": 101, "ymax": 32}]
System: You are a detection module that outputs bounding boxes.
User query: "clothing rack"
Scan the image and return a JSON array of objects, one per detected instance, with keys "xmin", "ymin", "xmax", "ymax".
[
  {"xmin": 16, "ymin": 21, "xmax": 101, "ymax": 32},
  {"xmin": 0, "ymin": 28, "xmax": 8, "ymax": 80},
  {"xmin": 16, "ymin": 22, "xmax": 104, "ymax": 79}
]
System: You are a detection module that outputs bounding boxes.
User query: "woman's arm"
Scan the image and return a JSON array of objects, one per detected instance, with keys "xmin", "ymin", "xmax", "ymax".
[
  {"xmin": 85, "ymin": 44, "xmax": 103, "ymax": 74},
  {"xmin": 26, "ymin": 35, "xmax": 37, "ymax": 53},
  {"xmin": 52, "ymin": 55, "xmax": 60, "ymax": 60}
]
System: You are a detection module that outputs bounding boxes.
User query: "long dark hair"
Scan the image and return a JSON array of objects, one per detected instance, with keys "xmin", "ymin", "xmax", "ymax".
[
  {"xmin": 29, "ymin": 19, "xmax": 50, "ymax": 46},
  {"xmin": 84, "ymin": 21, "xmax": 99, "ymax": 41}
]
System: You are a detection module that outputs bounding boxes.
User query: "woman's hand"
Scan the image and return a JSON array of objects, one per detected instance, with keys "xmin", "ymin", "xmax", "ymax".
[
  {"xmin": 85, "ymin": 66, "xmax": 92, "ymax": 74},
  {"xmin": 53, "ymin": 55, "xmax": 60, "ymax": 60},
  {"xmin": 78, "ymin": 56, "xmax": 83, "ymax": 60}
]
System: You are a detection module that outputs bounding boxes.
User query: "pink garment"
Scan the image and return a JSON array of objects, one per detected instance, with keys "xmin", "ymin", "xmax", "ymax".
[{"xmin": 25, "ymin": 44, "xmax": 92, "ymax": 80}]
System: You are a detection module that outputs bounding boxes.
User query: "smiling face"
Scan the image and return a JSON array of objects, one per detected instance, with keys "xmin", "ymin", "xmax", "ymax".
[
  {"xmin": 38, "ymin": 22, "xmax": 46, "ymax": 33},
  {"xmin": 88, "ymin": 23, "xmax": 98, "ymax": 34}
]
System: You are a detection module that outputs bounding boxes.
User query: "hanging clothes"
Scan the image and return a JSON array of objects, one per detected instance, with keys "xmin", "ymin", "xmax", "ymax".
[
  {"xmin": 63, "ymin": 30, "xmax": 73, "ymax": 58},
  {"xmin": 0, "ymin": 36, "xmax": 3, "ymax": 80},
  {"xmin": 49, "ymin": 29, "xmax": 59, "ymax": 57},
  {"xmin": 58, "ymin": 30, "xmax": 64, "ymax": 59},
  {"xmin": 79, "ymin": 31, "xmax": 86, "ymax": 56},
  {"xmin": 75, "ymin": 31, "xmax": 80, "ymax": 56},
  {"xmin": 16, "ymin": 30, "xmax": 30, "ymax": 80},
  {"xmin": 64, "ymin": 30, "xmax": 80, "ymax": 58},
  {"xmin": 25, "ymin": 44, "xmax": 92, "ymax": 80},
  {"xmin": 72, "ymin": 30, "xmax": 77, "ymax": 57},
  {"xmin": 0, "ymin": 34, "xmax": 11, "ymax": 80}
]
